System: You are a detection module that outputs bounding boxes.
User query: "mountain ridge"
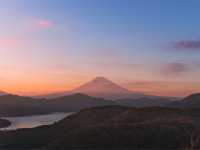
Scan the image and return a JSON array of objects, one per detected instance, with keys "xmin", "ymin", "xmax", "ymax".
[
  {"xmin": 0, "ymin": 93, "xmax": 115, "ymax": 117},
  {"xmin": 167, "ymin": 93, "xmax": 200, "ymax": 108},
  {"xmin": 0, "ymin": 90, "xmax": 8, "ymax": 96},
  {"xmin": 38, "ymin": 77, "xmax": 145, "ymax": 100}
]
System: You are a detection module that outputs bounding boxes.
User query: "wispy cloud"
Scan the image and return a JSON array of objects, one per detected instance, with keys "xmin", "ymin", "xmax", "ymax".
[
  {"xmin": 27, "ymin": 18, "xmax": 54, "ymax": 31},
  {"xmin": 160, "ymin": 62, "xmax": 189, "ymax": 77},
  {"xmin": 171, "ymin": 40, "xmax": 200, "ymax": 50},
  {"xmin": 35, "ymin": 19, "xmax": 53, "ymax": 29}
]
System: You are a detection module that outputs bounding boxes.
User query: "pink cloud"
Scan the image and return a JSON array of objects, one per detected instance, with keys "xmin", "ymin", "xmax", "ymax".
[
  {"xmin": 160, "ymin": 62, "xmax": 189, "ymax": 77},
  {"xmin": 35, "ymin": 19, "xmax": 53, "ymax": 29},
  {"xmin": 27, "ymin": 18, "xmax": 54, "ymax": 31}
]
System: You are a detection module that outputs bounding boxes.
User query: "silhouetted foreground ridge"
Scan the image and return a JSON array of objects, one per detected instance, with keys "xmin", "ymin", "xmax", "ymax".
[
  {"xmin": 1, "ymin": 105, "xmax": 200, "ymax": 149},
  {"xmin": 0, "ymin": 119, "xmax": 11, "ymax": 128}
]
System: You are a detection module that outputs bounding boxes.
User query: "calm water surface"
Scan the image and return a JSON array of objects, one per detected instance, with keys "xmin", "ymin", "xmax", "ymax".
[{"xmin": 0, "ymin": 112, "xmax": 73, "ymax": 131}]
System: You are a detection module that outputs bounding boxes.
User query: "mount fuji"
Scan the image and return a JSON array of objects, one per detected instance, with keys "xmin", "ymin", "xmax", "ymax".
[{"xmin": 40, "ymin": 77, "xmax": 144, "ymax": 100}]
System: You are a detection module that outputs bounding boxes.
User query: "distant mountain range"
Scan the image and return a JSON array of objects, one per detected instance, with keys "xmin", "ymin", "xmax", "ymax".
[
  {"xmin": 0, "ymin": 93, "xmax": 115, "ymax": 117},
  {"xmin": 167, "ymin": 93, "xmax": 200, "ymax": 108},
  {"xmin": 47, "ymin": 93, "xmax": 114, "ymax": 112},
  {"xmin": 0, "ymin": 76, "xmax": 199, "ymax": 117},
  {"xmin": 116, "ymin": 97, "xmax": 172, "ymax": 107},
  {"xmin": 37, "ymin": 77, "xmax": 169, "ymax": 100},
  {"xmin": 0, "ymin": 93, "xmax": 173, "ymax": 117},
  {"xmin": 0, "ymin": 95, "xmax": 52, "ymax": 117},
  {"xmin": 0, "ymin": 92, "xmax": 200, "ymax": 117},
  {"xmin": 0, "ymin": 88, "xmax": 200, "ymax": 117},
  {"xmin": 0, "ymin": 90, "xmax": 7, "ymax": 96}
]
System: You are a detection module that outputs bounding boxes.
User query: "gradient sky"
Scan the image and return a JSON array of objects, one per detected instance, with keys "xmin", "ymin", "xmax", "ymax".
[{"xmin": 0, "ymin": 0, "xmax": 200, "ymax": 96}]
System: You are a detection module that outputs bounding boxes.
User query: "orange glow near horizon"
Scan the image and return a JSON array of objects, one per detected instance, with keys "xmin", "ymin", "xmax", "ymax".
[
  {"xmin": 127, "ymin": 81, "xmax": 200, "ymax": 97},
  {"xmin": 1, "ymin": 80, "xmax": 79, "ymax": 96},
  {"xmin": 1, "ymin": 76, "xmax": 200, "ymax": 97},
  {"xmin": 0, "ymin": 71, "xmax": 87, "ymax": 96}
]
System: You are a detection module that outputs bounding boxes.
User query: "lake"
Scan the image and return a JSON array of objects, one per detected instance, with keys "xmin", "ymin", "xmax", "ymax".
[{"xmin": 0, "ymin": 112, "xmax": 73, "ymax": 131}]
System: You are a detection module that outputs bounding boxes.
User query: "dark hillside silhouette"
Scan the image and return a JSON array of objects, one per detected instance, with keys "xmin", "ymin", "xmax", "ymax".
[{"xmin": 0, "ymin": 106, "xmax": 200, "ymax": 149}]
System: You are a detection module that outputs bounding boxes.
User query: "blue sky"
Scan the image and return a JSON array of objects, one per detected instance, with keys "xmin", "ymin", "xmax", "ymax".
[{"xmin": 0, "ymin": 0, "xmax": 200, "ymax": 96}]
